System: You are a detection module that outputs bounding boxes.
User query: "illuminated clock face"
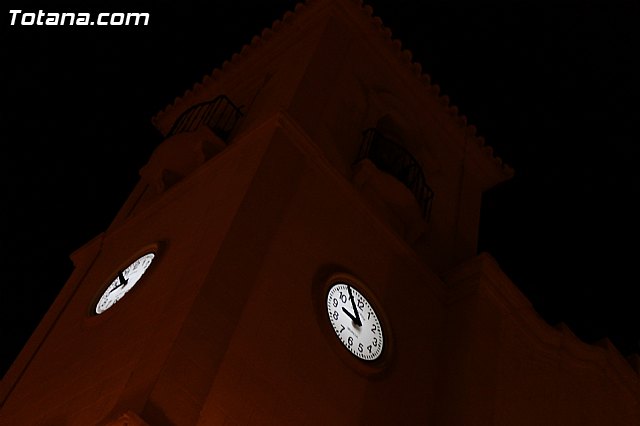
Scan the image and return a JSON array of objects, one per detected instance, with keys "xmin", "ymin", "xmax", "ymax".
[
  {"xmin": 95, "ymin": 253, "xmax": 155, "ymax": 314},
  {"xmin": 326, "ymin": 282, "xmax": 384, "ymax": 361}
]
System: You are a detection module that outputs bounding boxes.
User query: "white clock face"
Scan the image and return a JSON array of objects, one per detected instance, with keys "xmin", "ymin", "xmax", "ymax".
[
  {"xmin": 95, "ymin": 253, "xmax": 155, "ymax": 315},
  {"xmin": 326, "ymin": 283, "xmax": 384, "ymax": 361}
]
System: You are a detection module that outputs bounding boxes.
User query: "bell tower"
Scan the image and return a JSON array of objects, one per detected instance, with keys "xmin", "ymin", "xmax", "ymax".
[{"xmin": 3, "ymin": 1, "xmax": 637, "ymax": 425}]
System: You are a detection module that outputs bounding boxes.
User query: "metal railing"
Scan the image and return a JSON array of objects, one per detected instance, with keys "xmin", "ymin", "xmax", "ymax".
[
  {"xmin": 166, "ymin": 95, "xmax": 243, "ymax": 141},
  {"xmin": 356, "ymin": 128, "xmax": 434, "ymax": 220}
]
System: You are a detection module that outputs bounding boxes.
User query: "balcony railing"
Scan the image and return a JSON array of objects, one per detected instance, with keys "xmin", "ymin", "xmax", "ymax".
[
  {"xmin": 356, "ymin": 128, "xmax": 434, "ymax": 220},
  {"xmin": 166, "ymin": 95, "xmax": 243, "ymax": 141}
]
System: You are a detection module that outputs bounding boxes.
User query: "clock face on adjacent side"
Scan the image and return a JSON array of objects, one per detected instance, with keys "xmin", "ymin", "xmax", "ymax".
[
  {"xmin": 95, "ymin": 253, "xmax": 155, "ymax": 315},
  {"xmin": 326, "ymin": 282, "xmax": 384, "ymax": 361}
]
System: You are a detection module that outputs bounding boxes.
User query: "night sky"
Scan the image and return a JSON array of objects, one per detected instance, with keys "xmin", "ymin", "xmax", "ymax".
[{"xmin": 3, "ymin": 0, "xmax": 639, "ymax": 377}]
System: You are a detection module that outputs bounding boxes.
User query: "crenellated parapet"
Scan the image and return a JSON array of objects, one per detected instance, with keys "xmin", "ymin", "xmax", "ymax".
[{"xmin": 151, "ymin": 0, "xmax": 513, "ymax": 179}]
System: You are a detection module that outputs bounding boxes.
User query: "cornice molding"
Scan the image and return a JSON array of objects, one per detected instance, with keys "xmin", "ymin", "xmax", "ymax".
[{"xmin": 443, "ymin": 252, "xmax": 639, "ymax": 398}]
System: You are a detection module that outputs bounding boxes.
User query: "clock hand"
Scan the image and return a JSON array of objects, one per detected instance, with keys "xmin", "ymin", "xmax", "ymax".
[
  {"xmin": 342, "ymin": 307, "xmax": 360, "ymax": 324},
  {"xmin": 110, "ymin": 271, "xmax": 129, "ymax": 293},
  {"xmin": 347, "ymin": 286, "xmax": 362, "ymax": 326},
  {"xmin": 117, "ymin": 271, "xmax": 129, "ymax": 287}
]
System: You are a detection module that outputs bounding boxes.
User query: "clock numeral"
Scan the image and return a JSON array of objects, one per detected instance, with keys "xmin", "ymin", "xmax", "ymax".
[
  {"xmin": 373, "ymin": 337, "xmax": 378, "ymax": 347},
  {"xmin": 339, "ymin": 325, "xmax": 345, "ymax": 333},
  {"xmin": 358, "ymin": 343, "xmax": 363, "ymax": 353},
  {"xmin": 348, "ymin": 336, "xmax": 353, "ymax": 346},
  {"xmin": 371, "ymin": 324, "xmax": 377, "ymax": 333},
  {"xmin": 339, "ymin": 292, "xmax": 347, "ymax": 304},
  {"xmin": 332, "ymin": 311, "xmax": 339, "ymax": 321},
  {"xmin": 367, "ymin": 311, "xmax": 371, "ymax": 320},
  {"xmin": 333, "ymin": 298, "xmax": 338, "ymax": 307},
  {"xmin": 367, "ymin": 345, "xmax": 372, "ymax": 353},
  {"xmin": 357, "ymin": 299, "xmax": 364, "ymax": 309}
]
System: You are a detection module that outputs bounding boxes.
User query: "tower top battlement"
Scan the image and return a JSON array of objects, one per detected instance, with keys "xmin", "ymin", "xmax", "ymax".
[{"xmin": 152, "ymin": 0, "xmax": 512, "ymax": 181}]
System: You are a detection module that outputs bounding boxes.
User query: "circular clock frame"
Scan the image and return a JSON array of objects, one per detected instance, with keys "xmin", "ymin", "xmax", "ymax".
[
  {"xmin": 326, "ymin": 282, "xmax": 384, "ymax": 361},
  {"xmin": 313, "ymin": 270, "xmax": 393, "ymax": 376},
  {"xmin": 90, "ymin": 244, "xmax": 160, "ymax": 317}
]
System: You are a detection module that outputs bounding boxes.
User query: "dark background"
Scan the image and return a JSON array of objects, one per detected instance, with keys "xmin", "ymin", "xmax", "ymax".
[{"xmin": 2, "ymin": 0, "xmax": 639, "ymax": 378}]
